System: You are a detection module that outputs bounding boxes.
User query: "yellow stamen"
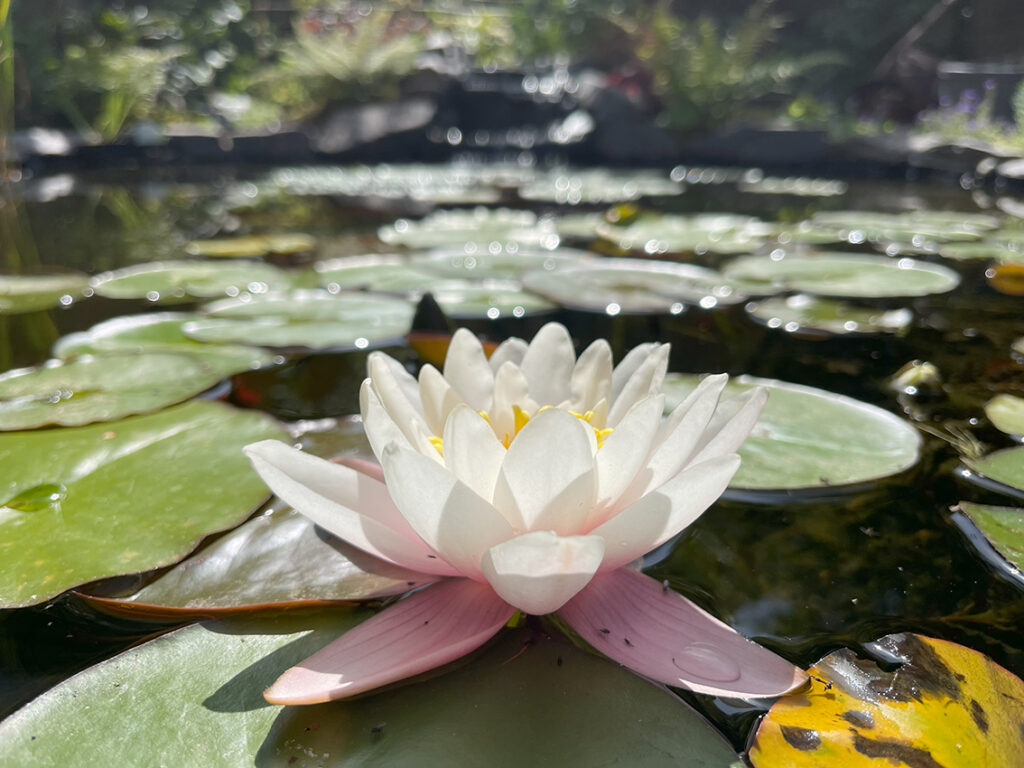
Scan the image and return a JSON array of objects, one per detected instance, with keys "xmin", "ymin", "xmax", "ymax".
[
  {"xmin": 428, "ymin": 435, "xmax": 444, "ymax": 457},
  {"xmin": 432, "ymin": 405, "xmax": 614, "ymax": 454}
]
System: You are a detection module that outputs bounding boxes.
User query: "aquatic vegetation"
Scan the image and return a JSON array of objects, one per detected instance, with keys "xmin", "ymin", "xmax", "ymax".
[{"xmin": 245, "ymin": 324, "xmax": 806, "ymax": 703}]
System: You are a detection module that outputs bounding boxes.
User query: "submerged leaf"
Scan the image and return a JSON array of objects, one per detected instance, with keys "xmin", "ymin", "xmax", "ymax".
[{"xmin": 749, "ymin": 633, "xmax": 1024, "ymax": 768}]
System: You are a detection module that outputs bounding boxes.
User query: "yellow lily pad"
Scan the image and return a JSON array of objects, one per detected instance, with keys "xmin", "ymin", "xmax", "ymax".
[{"xmin": 748, "ymin": 633, "xmax": 1024, "ymax": 768}]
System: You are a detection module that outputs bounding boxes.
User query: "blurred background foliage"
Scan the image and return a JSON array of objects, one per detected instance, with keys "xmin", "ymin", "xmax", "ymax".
[{"xmin": 3, "ymin": 0, "xmax": 1024, "ymax": 141}]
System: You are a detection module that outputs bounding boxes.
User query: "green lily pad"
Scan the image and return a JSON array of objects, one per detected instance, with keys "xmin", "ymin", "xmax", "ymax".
[
  {"xmin": 0, "ymin": 614, "xmax": 739, "ymax": 766},
  {"xmin": 522, "ymin": 258, "xmax": 743, "ymax": 314},
  {"xmin": 378, "ymin": 207, "xmax": 560, "ymax": 249},
  {"xmin": 313, "ymin": 255, "xmax": 444, "ymax": 293},
  {"xmin": 807, "ymin": 210, "xmax": 997, "ymax": 245},
  {"xmin": 954, "ymin": 501, "xmax": 1024, "ymax": 578},
  {"xmin": 413, "ymin": 246, "xmax": 592, "ymax": 280},
  {"xmin": 0, "ymin": 400, "xmax": 287, "ymax": 607},
  {"xmin": 985, "ymin": 394, "xmax": 1024, "ymax": 436},
  {"xmin": 663, "ymin": 374, "xmax": 921, "ymax": 492},
  {"xmin": 737, "ymin": 176, "xmax": 847, "ymax": 197},
  {"xmin": 0, "ymin": 273, "xmax": 90, "ymax": 314},
  {"xmin": 552, "ymin": 212, "xmax": 606, "ymax": 241},
  {"xmin": 517, "ymin": 168, "xmax": 682, "ymax": 205},
  {"xmin": 596, "ymin": 213, "xmax": 773, "ymax": 255},
  {"xmin": 0, "ymin": 352, "xmax": 228, "ymax": 430},
  {"xmin": 185, "ymin": 234, "xmax": 317, "ymax": 259},
  {"xmin": 723, "ymin": 252, "xmax": 960, "ymax": 298},
  {"xmin": 428, "ymin": 280, "xmax": 556, "ymax": 319},
  {"xmin": 185, "ymin": 290, "xmax": 414, "ymax": 350},
  {"xmin": 53, "ymin": 313, "xmax": 276, "ymax": 377},
  {"xmin": 749, "ymin": 633, "xmax": 1024, "ymax": 768},
  {"xmin": 91, "ymin": 260, "xmax": 291, "ymax": 303},
  {"xmin": 962, "ymin": 447, "xmax": 1024, "ymax": 498},
  {"xmin": 938, "ymin": 241, "xmax": 1024, "ymax": 262},
  {"xmin": 745, "ymin": 294, "xmax": 913, "ymax": 337}
]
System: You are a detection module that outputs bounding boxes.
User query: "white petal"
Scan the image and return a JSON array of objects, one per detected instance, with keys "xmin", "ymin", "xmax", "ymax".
[
  {"xmin": 443, "ymin": 405, "xmax": 506, "ymax": 501},
  {"xmin": 611, "ymin": 343, "xmax": 657, "ymax": 402},
  {"xmin": 568, "ymin": 339, "xmax": 613, "ymax": 413},
  {"xmin": 382, "ymin": 444, "xmax": 514, "ymax": 579},
  {"xmin": 590, "ymin": 394, "xmax": 665, "ymax": 524},
  {"xmin": 618, "ymin": 374, "xmax": 729, "ymax": 506},
  {"xmin": 607, "ymin": 343, "xmax": 670, "ymax": 426},
  {"xmin": 244, "ymin": 440, "xmax": 457, "ymax": 576},
  {"xmin": 360, "ymin": 378, "xmax": 409, "ymax": 456},
  {"xmin": 592, "ymin": 453, "xmax": 740, "ymax": 570},
  {"xmin": 443, "ymin": 327, "xmax": 495, "ymax": 411},
  {"xmin": 369, "ymin": 355, "xmax": 434, "ymax": 453},
  {"xmin": 691, "ymin": 387, "xmax": 768, "ymax": 464},
  {"xmin": 488, "ymin": 361, "xmax": 537, "ymax": 444},
  {"xmin": 488, "ymin": 336, "xmax": 528, "ymax": 371},
  {"xmin": 418, "ymin": 363, "xmax": 464, "ymax": 436},
  {"xmin": 519, "ymin": 322, "xmax": 575, "ymax": 406},
  {"xmin": 369, "ymin": 351, "xmax": 422, "ymax": 415},
  {"xmin": 492, "ymin": 408, "xmax": 596, "ymax": 534},
  {"xmin": 482, "ymin": 531, "xmax": 605, "ymax": 615}
]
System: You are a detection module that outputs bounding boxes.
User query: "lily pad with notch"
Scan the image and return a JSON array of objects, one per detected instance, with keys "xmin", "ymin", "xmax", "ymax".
[
  {"xmin": 0, "ymin": 400, "xmax": 287, "ymax": 608},
  {"xmin": 662, "ymin": 374, "xmax": 921, "ymax": 494},
  {"xmin": 749, "ymin": 632, "xmax": 1024, "ymax": 768},
  {"xmin": 0, "ymin": 352, "xmax": 231, "ymax": 430},
  {"xmin": 53, "ymin": 312, "xmax": 276, "ymax": 378},
  {"xmin": 0, "ymin": 613, "xmax": 742, "ymax": 767}
]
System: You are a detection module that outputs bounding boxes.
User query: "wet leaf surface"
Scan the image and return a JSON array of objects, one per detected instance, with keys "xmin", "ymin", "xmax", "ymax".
[
  {"xmin": 955, "ymin": 502, "xmax": 1024, "ymax": 577},
  {"xmin": 962, "ymin": 447, "xmax": 1024, "ymax": 497},
  {"xmin": 662, "ymin": 374, "xmax": 920, "ymax": 492},
  {"xmin": 0, "ymin": 615, "xmax": 739, "ymax": 767},
  {"xmin": 0, "ymin": 352, "xmax": 227, "ymax": 430},
  {"xmin": 0, "ymin": 400, "xmax": 287, "ymax": 607},
  {"xmin": 91, "ymin": 260, "xmax": 292, "ymax": 302},
  {"xmin": 749, "ymin": 633, "xmax": 1024, "ymax": 768},
  {"xmin": 745, "ymin": 294, "xmax": 913, "ymax": 337},
  {"xmin": 985, "ymin": 394, "xmax": 1024, "ymax": 436}
]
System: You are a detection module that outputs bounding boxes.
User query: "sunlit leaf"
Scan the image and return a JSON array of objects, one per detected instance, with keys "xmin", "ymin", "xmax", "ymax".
[
  {"xmin": 723, "ymin": 252, "xmax": 960, "ymax": 298},
  {"xmin": 962, "ymin": 447, "xmax": 1024, "ymax": 498},
  {"xmin": 663, "ymin": 374, "xmax": 920, "ymax": 492},
  {"xmin": 0, "ymin": 400, "xmax": 286, "ymax": 607},
  {"xmin": 0, "ymin": 352, "xmax": 227, "ymax": 430},
  {"xmin": 749, "ymin": 633, "xmax": 1024, "ymax": 768},
  {"xmin": 53, "ymin": 312, "xmax": 275, "ymax": 377},
  {"xmin": 185, "ymin": 234, "xmax": 316, "ymax": 258},
  {"xmin": 985, "ymin": 394, "xmax": 1024, "ymax": 436},
  {"xmin": 91, "ymin": 260, "xmax": 292, "ymax": 303},
  {"xmin": 378, "ymin": 207, "xmax": 560, "ymax": 249},
  {"xmin": 745, "ymin": 294, "xmax": 913, "ymax": 337},
  {"xmin": 0, "ymin": 614, "xmax": 740, "ymax": 766},
  {"xmin": 0, "ymin": 273, "xmax": 89, "ymax": 314}
]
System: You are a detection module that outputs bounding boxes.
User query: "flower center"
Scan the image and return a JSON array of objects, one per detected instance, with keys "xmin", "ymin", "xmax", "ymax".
[{"xmin": 429, "ymin": 406, "xmax": 612, "ymax": 456}]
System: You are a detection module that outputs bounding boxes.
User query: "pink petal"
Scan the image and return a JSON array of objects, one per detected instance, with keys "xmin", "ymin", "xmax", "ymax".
[
  {"xmin": 559, "ymin": 569, "xmax": 807, "ymax": 698},
  {"xmin": 264, "ymin": 579, "xmax": 515, "ymax": 704},
  {"xmin": 332, "ymin": 456, "xmax": 385, "ymax": 484}
]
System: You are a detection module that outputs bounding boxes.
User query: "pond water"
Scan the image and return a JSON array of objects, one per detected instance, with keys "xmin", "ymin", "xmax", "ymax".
[{"xmin": 1, "ymin": 160, "xmax": 1023, "ymax": 757}]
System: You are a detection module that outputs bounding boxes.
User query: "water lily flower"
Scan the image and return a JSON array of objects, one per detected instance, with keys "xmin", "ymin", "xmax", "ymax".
[{"xmin": 245, "ymin": 323, "xmax": 806, "ymax": 705}]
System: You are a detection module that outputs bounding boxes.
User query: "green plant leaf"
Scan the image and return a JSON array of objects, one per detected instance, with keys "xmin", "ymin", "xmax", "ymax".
[
  {"xmin": 955, "ymin": 501, "xmax": 1024, "ymax": 579},
  {"xmin": 0, "ymin": 352, "xmax": 228, "ymax": 430},
  {"xmin": 53, "ymin": 312, "xmax": 275, "ymax": 377},
  {"xmin": 314, "ymin": 255, "xmax": 444, "ymax": 293},
  {"xmin": 184, "ymin": 290, "xmax": 414, "ymax": 350},
  {"xmin": 985, "ymin": 394, "xmax": 1024, "ymax": 436},
  {"xmin": 0, "ymin": 614, "xmax": 740, "ymax": 767},
  {"xmin": 962, "ymin": 447, "xmax": 1024, "ymax": 498},
  {"xmin": 522, "ymin": 258, "xmax": 743, "ymax": 313},
  {"xmin": 412, "ymin": 245, "xmax": 593, "ymax": 280},
  {"xmin": 185, "ymin": 234, "xmax": 316, "ymax": 258},
  {"xmin": 723, "ymin": 252, "xmax": 960, "ymax": 298},
  {"xmin": 378, "ymin": 207, "xmax": 559, "ymax": 249},
  {"xmin": 596, "ymin": 213, "xmax": 771, "ymax": 255},
  {"xmin": 0, "ymin": 400, "xmax": 287, "ymax": 607},
  {"xmin": 91, "ymin": 260, "xmax": 291, "ymax": 303},
  {"xmin": 663, "ymin": 374, "xmax": 921, "ymax": 492},
  {"xmin": 745, "ymin": 294, "xmax": 913, "ymax": 337},
  {"xmin": 517, "ymin": 168, "xmax": 683, "ymax": 204},
  {"xmin": 0, "ymin": 273, "xmax": 89, "ymax": 314},
  {"xmin": 749, "ymin": 633, "xmax": 1024, "ymax": 768}
]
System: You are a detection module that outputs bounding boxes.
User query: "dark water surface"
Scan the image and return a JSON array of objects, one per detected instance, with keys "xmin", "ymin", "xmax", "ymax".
[{"xmin": 2, "ymin": 162, "xmax": 1023, "ymax": 751}]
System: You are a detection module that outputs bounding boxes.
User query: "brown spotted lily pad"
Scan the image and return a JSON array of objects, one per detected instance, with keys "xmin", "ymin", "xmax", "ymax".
[{"xmin": 748, "ymin": 633, "xmax": 1024, "ymax": 768}]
